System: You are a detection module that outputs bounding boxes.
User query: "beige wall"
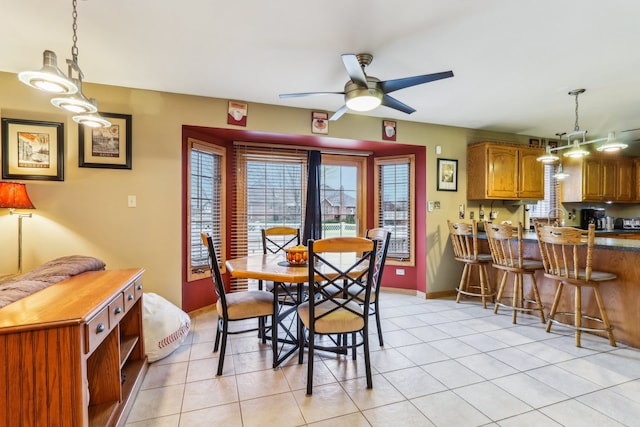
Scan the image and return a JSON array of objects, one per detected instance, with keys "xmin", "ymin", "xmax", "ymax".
[{"xmin": 0, "ymin": 71, "xmax": 535, "ymax": 307}]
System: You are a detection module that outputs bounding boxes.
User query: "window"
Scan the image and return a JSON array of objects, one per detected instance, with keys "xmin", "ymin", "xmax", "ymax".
[
  {"xmin": 188, "ymin": 138, "xmax": 225, "ymax": 281},
  {"xmin": 528, "ymin": 163, "xmax": 559, "ymax": 220},
  {"xmin": 374, "ymin": 155, "xmax": 415, "ymax": 265}
]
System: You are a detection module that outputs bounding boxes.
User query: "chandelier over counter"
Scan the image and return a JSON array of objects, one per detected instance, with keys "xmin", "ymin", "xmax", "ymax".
[
  {"xmin": 18, "ymin": 0, "xmax": 110, "ymax": 128},
  {"xmin": 536, "ymin": 89, "xmax": 629, "ymax": 162}
]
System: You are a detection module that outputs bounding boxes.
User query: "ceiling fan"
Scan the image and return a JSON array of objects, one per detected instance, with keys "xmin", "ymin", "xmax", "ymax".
[{"xmin": 279, "ymin": 53, "xmax": 454, "ymax": 121}]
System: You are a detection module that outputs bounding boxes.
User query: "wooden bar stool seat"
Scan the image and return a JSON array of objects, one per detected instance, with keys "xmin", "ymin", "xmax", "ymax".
[
  {"xmin": 535, "ymin": 223, "xmax": 617, "ymax": 347},
  {"xmin": 447, "ymin": 220, "xmax": 495, "ymax": 308},
  {"xmin": 485, "ymin": 221, "xmax": 545, "ymax": 324}
]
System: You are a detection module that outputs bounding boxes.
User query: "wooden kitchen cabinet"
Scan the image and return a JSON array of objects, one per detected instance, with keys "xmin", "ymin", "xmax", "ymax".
[
  {"xmin": 562, "ymin": 155, "xmax": 634, "ymax": 202},
  {"xmin": 467, "ymin": 141, "xmax": 545, "ymax": 200}
]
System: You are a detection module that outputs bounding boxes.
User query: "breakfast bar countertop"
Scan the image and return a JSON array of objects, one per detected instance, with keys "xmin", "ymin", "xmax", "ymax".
[{"xmin": 478, "ymin": 230, "xmax": 640, "ymax": 253}]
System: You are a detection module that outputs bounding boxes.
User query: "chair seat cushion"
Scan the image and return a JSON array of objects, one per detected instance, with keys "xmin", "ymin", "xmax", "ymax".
[
  {"xmin": 218, "ymin": 290, "xmax": 274, "ymax": 320},
  {"xmin": 522, "ymin": 259, "xmax": 544, "ymax": 270},
  {"xmin": 298, "ymin": 299, "xmax": 364, "ymax": 334},
  {"xmin": 546, "ymin": 268, "xmax": 617, "ymax": 282}
]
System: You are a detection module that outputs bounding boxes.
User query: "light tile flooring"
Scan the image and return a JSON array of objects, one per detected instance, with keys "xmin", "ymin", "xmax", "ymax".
[{"xmin": 126, "ymin": 292, "xmax": 640, "ymax": 426}]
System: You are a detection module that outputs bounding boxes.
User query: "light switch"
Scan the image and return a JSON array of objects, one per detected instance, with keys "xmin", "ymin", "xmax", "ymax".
[{"xmin": 128, "ymin": 195, "xmax": 137, "ymax": 208}]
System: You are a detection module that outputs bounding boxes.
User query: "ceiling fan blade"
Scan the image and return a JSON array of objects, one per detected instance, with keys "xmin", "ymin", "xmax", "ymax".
[
  {"xmin": 279, "ymin": 91, "xmax": 344, "ymax": 98},
  {"xmin": 381, "ymin": 94, "xmax": 416, "ymax": 114},
  {"xmin": 380, "ymin": 71, "xmax": 454, "ymax": 94},
  {"xmin": 329, "ymin": 105, "xmax": 349, "ymax": 121},
  {"xmin": 341, "ymin": 54, "xmax": 368, "ymax": 87}
]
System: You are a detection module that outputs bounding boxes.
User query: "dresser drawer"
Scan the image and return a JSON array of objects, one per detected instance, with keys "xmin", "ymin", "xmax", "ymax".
[
  {"xmin": 123, "ymin": 283, "xmax": 137, "ymax": 311},
  {"xmin": 109, "ymin": 292, "xmax": 126, "ymax": 325},
  {"xmin": 85, "ymin": 307, "xmax": 111, "ymax": 354},
  {"xmin": 133, "ymin": 277, "xmax": 144, "ymax": 300}
]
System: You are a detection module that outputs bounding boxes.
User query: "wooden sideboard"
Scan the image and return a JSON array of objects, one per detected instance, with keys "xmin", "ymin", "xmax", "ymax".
[{"xmin": 0, "ymin": 268, "xmax": 147, "ymax": 427}]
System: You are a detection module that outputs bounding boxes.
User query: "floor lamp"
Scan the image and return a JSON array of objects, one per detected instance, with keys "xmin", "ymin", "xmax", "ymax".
[{"xmin": 0, "ymin": 182, "xmax": 35, "ymax": 273}]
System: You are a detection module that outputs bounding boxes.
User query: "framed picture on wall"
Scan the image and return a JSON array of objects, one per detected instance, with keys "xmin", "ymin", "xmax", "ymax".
[
  {"xmin": 79, "ymin": 112, "xmax": 132, "ymax": 169},
  {"xmin": 436, "ymin": 158, "xmax": 458, "ymax": 191},
  {"xmin": 311, "ymin": 111, "xmax": 329, "ymax": 134},
  {"xmin": 1, "ymin": 118, "xmax": 64, "ymax": 181}
]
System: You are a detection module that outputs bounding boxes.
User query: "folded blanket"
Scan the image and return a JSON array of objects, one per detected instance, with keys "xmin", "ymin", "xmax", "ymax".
[{"xmin": 0, "ymin": 255, "xmax": 106, "ymax": 309}]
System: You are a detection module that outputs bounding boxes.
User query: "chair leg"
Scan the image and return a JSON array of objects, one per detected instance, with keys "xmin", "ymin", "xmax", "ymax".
[
  {"xmin": 481, "ymin": 264, "xmax": 495, "ymax": 304},
  {"xmin": 512, "ymin": 273, "xmax": 519, "ymax": 324},
  {"xmin": 593, "ymin": 287, "xmax": 617, "ymax": 347},
  {"xmin": 363, "ymin": 327, "xmax": 372, "ymax": 389},
  {"xmin": 479, "ymin": 264, "xmax": 488, "ymax": 309},
  {"xmin": 374, "ymin": 302, "xmax": 384, "ymax": 347},
  {"xmin": 216, "ymin": 321, "xmax": 229, "ymax": 376},
  {"xmin": 213, "ymin": 319, "xmax": 222, "ymax": 352},
  {"xmin": 306, "ymin": 329, "xmax": 315, "ymax": 395},
  {"xmin": 546, "ymin": 281, "xmax": 564, "ymax": 333},
  {"xmin": 529, "ymin": 273, "xmax": 546, "ymax": 323},
  {"xmin": 494, "ymin": 271, "xmax": 508, "ymax": 315},
  {"xmin": 575, "ymin": 285, "xmax": 582, "ymax": 347},
  {"xmin": 351, "ymin": 332, "xmax": 357, "ymax": 360},
  {"xmin": 456, "ymin": 264, "xmax": 470, "ymax": 303}
]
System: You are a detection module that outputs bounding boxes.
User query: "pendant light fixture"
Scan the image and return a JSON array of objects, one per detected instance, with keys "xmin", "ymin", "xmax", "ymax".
[
  {"xmin": 18, "ymin": 0, "xmax": 110, "ymax": 128},
  {"xmin": 596, "ymin": 132, "xmax": 628, "ymax": 152},
  {"xmin": 536, "ymin": 145, "xmax": 560, "ymax": 163},
  {"xmin": 553, "ymin": 163, "xmax": 570, "ymax": 180},
  {"xmin": 562, "ymin": 89, "xmax": 589, "ymax": 158}
]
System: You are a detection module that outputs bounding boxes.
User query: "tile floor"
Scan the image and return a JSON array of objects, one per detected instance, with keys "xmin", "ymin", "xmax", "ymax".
[{"xmin": 126, "ymin": 292, "xmax": 640, "ymax": 426}]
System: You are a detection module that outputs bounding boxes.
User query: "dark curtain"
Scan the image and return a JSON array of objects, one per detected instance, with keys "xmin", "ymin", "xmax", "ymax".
[{"xmin": 303, "ymin": 150, "xmax": 322, "ymax": 244}]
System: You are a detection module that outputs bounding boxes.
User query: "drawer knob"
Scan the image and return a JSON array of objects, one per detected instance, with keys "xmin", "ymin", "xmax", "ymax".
[
  {"xmin": 96, "ymin": 323, "xmax": 105, "ymax": 333},
  {"xmin": 114, "ymin": 306, "xmax": 122, "ymax": 314},
  {"xmin": 127, "ymin": 294, "xmax": 134, "ymax": 301},
  {"xmin": 136, "ymin": 284, "xmax": 143, "ymax": 291}
]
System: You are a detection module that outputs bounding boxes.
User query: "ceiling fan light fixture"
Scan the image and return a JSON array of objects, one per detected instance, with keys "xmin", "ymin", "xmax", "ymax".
[
  {"xmin": 597, "ymin": 132, "xmax": 628, "ymax": 152},
  {"xmin": 345, "ymin": 88, "xmax": 382, "ymax": 111},
  {"xmin": 18, "ymin": 50, "xmax": 78, "ymax": 94}
]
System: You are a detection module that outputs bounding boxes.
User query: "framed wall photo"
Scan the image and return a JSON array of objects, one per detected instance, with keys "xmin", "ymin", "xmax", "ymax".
[
  {"xmin": 1, "ymin": 118, "xmax": 64, "ymax": 181},
  {"xmin": 311, "ymin": 111, "xmax": 329, "ymax": 134},
  {"xmin": 227, "ymin": 101, "xmax": 248, "ymax": 126},
  {"xmin": 79, "ymin": 112, "xmax": 132, "ymax": 169},
  {"xmin": 436, "ymin": 158, "xmax": 458, "ymax": 191},
  {"xmin": 382, "ymin": 120, "xmax": 396, "ymax": 141}
]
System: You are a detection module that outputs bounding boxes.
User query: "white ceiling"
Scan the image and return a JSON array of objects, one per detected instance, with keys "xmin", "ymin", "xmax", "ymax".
[{"xmin": 3, "ymin": 0, "xmax": 640, "ymax": 148}]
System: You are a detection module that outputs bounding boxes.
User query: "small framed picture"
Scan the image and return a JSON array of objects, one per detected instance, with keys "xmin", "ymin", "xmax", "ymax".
[
  {"xmin": 1, "ymin": 118, "xmax": 64, "ymax": 181},
  {"xmin": 529, "ymin": 138, "xmax": 541, "ymax": 148},
  {"xmin": 228, "ymin": 101, "xmax": 247, "ymax": 126},
  {"xmin": 548, "ymin": 140, "xmax": 558, "ymax": 149},
  {"xmin": 79, "ymin": 112, "xmax": 132, "ymax": 169},
  {"xmin": 311, "ymin": 111, "xmax": 329, "ymax": 134},
  {"xmin": 436, "ymin": 158, "xmax": 458, "ymax": 192},
  {"xmin": 382, "ymin": 120, "xmax": 396, "ymax": 141}
]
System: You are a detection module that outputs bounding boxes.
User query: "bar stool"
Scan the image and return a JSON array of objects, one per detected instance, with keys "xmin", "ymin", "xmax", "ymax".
[
  {"xmin": 485, "ymin": 221, "xmax": 545, "ymax": 324},
  {"xmin": 535, "ymin": 223, "xmax": 617, "ymax": 347},
  {"xmin": 447, "ymin": 220, "xmax": 495, "ymax": 308}
]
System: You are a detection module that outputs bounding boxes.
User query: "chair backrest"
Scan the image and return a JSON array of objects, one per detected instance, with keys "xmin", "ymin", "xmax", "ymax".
[
  {"xmin": 307, "ymin": 237, "xmax": 378, "ymax": 324},
  {"xmin": 201, "ymin": 233, "xmax": 229, "ymax": 316},
  {"xmin": 484, "ymin": 221, "xmax": 525, "ymax": 269},
  {"xmin": 535, "ymin": 223, "xmax": 595, "ymax": 282},
  {"xmin": 447, "ymin": 220, "xmax": 481, "ymax": 261},
  {"xmin": 261, "ymin": 227, "xmax": 301, "ymax": 254},
  {"xmin": 365, "ymin": 228, "xmax": 392, "ymax": 293}
]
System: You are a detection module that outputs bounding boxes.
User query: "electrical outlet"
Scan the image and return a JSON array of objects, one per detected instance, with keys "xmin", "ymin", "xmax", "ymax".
[
  {"xmin": 428, "ymin": 201, "xmax": 434, "ymax": 212},
  {"xmin": 470, "ymin": 211, "xmax": 475, "ymax": 220},
  {"xmin": 434, "ymin": 201, "xmax": 441, "ymax": 209}
]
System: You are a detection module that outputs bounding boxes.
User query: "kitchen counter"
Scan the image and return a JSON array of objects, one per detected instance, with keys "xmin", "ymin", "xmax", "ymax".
[{"xmin": 476, "ymin": 229, "xmax": 640, "ymax": 348}]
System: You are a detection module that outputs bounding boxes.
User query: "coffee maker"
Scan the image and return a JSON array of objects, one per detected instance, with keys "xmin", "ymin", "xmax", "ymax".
[{"xmin": 581, "ymin": 208, "xmax": 606, "ymax": 230}]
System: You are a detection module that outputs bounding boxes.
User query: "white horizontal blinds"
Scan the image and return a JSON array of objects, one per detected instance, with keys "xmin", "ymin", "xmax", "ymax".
[
  {"xmin": 529, "ymin": 164, "xmax": 558, "ymax": 219},
  {"xmin": 374, "ymin": 155, "xmax": 415, "ymax": 262},
  {"xmin": 232, "ymin": 143, "xmax": 306, "ymax": 291},
  {"xmin": 188, "ymin": 139, "xmax": 225, "ymax": 281}
]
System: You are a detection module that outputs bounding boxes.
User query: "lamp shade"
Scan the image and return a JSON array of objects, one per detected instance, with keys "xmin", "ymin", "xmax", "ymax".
[{"xmin": 0, "ymin": 182, "xmax": 35, "ymax": 209}]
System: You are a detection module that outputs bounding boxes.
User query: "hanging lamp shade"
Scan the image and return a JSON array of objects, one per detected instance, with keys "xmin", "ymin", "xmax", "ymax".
[
  {"xmin": 597, "ymin": 132, "xmax": 628, "ymax": 152},
  {"xmin": 0, "ymin": 182, "xmax": 35, "ymax": 209},
  {"xmin": 51, "ymin": 79, "xmax": 97, "ymax": 114},
  {"xmin": 536, "ymin": 145, "xmax": 560, "ymax": 163},
  {"xmin": 18, "ymin": 50, "xmax": 78, "ymax": 95}
]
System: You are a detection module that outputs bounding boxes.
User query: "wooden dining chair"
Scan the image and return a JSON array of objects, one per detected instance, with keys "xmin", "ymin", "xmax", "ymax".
[
  {"xmin": 365, "ymin": 228, "xmax": 391, "ymax": 346},
  {"xmin": 485, "ymin": 221, "xmax": 545, "ymax": 324},
  {"xmin": 260, "ymin": 226, "xmax": 304, "ymax": 304},
  {"xmin": 535, "ymin": 223, "xmax": 617, "ymax": 347},
  {"xmin": 201, "ymin": 233, "xmax": 277, "ymax": 375},
  {"xmin": 297, "ymin": 236, "xmax": 378, "ymax": 395},
  {"xmin": 447, "ymin": 220, "xmax": 495, "ymax": 308}
]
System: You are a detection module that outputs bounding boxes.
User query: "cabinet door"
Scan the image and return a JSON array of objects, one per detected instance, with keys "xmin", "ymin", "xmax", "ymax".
[
  {"xmin": 583, "ymin": 158, "xmax": 602, "ymax": 200},
  {"xmin": 616, "ymin": 158, "xmax": 633, "ymax": 201},
  {"xmin": 518, "ymin": 149, "xmax": 545, "ymax": 199},
  {"xmin": 601, "ymin": 159, "xmax": 617, "ymax": 200},
  {"xmin": 487, "ymin": 146, "xmax": 518, "ymax": 198}
]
